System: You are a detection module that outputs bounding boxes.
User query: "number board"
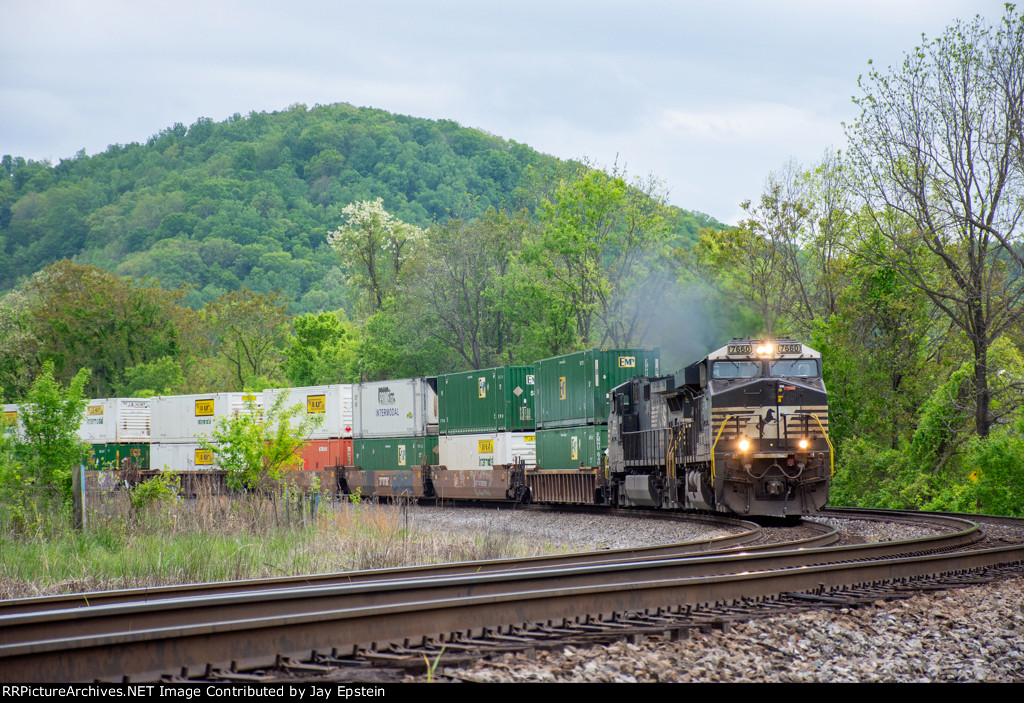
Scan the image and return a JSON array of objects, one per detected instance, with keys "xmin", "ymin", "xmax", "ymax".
[
  {"xmin": 727, "ymin": 344, "xmax": 752, "ymax": 355},
  {"xmin": 778, "ymin": 343, "xmax": 802, "ymax": 354},
  {"xmin": 306, "ymin": 394, "xmax": 326, "ymax": 413}
]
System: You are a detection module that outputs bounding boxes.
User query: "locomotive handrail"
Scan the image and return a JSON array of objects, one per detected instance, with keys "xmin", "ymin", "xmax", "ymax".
[
  {"xmin": 808, "ymin": 414, "xmax": 834, "ymax": 476},
  {"xmin": 709, "ymin": 414, "xmax": 736, "ymax": 485}
]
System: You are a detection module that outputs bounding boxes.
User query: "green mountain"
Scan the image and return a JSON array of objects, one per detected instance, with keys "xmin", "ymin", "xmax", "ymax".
[{"xmin": 0, "ymin": 103, "xmax": 724, "ymax": 313}]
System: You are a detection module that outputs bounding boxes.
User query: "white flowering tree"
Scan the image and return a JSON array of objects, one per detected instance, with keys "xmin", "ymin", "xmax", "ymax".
[{"xmin": 328, "ymin": 199, "xmax": 425, "ymax": 312}]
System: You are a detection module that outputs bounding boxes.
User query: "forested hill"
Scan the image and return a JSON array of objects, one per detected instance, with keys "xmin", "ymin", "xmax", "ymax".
[{"xmin": 0, "ymin": 102, "xmax": 723, "ymax": 312}]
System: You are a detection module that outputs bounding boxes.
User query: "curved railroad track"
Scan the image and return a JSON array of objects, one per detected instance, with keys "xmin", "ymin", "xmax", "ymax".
[{"xmin": 1, "ymin": 508, "xmax": 1021, "ymax": 682}]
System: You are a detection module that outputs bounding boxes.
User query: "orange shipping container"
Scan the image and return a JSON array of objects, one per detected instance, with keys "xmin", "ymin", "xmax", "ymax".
[{"xmin": 296, "ymin": 438, "xmax": 353, "ymax": 470}]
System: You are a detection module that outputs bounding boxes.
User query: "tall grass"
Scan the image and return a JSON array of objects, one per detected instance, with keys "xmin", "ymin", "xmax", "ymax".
[{"xmin": 0, "ymin": 484, "xmax": 550, "ymax": 599}]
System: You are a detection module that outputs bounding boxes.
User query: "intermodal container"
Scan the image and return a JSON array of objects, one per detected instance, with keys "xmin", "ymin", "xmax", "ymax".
[
  {"xmin": 79, "ymin": 398, "xmax": 151, "ymax": 444},
  {"xmin": 263, "ymin": 385, "xmax": 354, "ymax": 439},
  {"xmin": 437, "ymin": 366, "xmax": 535, "ymax": 434},
  {"xmin": 295, "ymin": 438, "xmax": 353, "ymax": 471},
  {"xmin": 352, "ymin": 378, "xmax": 438, "ymax": 438},
  {"xmin": 151, "ymin": 392, "xmax": 262, "ymax": 443},
  {"xmin": 85, "ymin": 443, "xmax": 151, "ymax": 470},
  {"xmin": 535, "ymin": 425, "xmax": 608, "ymax": 470},
  {"xmin": 438, "ymin": 432, "xmax": 536, "ymax": 470},
  {"xmin": 150, "ymin": 442, "xmax": 220, "ymax": 471},
  {"xmin": 534, "ymin": 349, "xmax": 659, "ymax": 428},
  {"xmin": 2, "ymin": 404, "xmax": 21, "ymax": 439},
  {"xmin": 353, "ymin": 436, "xmax": 439, "ymax": 471}
]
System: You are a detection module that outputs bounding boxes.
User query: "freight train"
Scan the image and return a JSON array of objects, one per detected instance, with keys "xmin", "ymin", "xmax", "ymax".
[{"xmin": 3, "ymin": 339, "xmax": 831, "ymax": 517}]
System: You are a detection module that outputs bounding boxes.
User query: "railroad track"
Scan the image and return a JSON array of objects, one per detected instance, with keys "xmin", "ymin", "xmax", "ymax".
[{"xmin": 1, "ymin": 509, "xmax": 1021, "ymax": 682}]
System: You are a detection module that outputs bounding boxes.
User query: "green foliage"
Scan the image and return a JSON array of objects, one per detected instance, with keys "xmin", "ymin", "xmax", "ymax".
[
  {"xmin": 907, "ymin": 362, "xmax": 973, "ymax": 473},
  {"xmin": 0, "ymin": 362, "xmax": 89, "ymax": 533},
  {"xmin": 206, "ymin": 288, "xmax": 291, "ymax": 389},
  {"xmin": 199, "ymin": 392, "xmax": 321, "ymax": 492},
  {"xmin": 285, "ymin": 311, "xmax": 359, "ymax": 385},
  {"xmin": 14, "ymin": 361, "xmax": 90, "ymax": 503},
  {"xmin": 117, "ymin": 356, "xmax": 186, "ymax": 397},
  {"xmin": 129, "ymin": 472, "xmax": 181, "ymax": 512}
]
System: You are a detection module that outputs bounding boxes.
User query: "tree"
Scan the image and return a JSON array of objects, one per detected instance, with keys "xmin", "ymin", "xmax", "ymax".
[
  {"xmin": 205, "ymin": 288, "xmax": 291, "ymax": 389},
  {"xmin": 199, "ymin": 392, "xmax": 320, "ymax": 492},
  {"xmin": 528, "ymin": 164, "xmax": 674, "ymax": 347},
  {"xmin": 689, "ymin": 154, "xmax": 854, "ymax": 338},
  {"xmin": 845, "ymin": 6, "xmax": 1024, "ymax": 437},
  {"xmin": 413, "ymin": 209, "xmax": 532, "ymax": 369},
  {"xmin": 25, "ymin": 261, "xmax": 186, "ymax": 397},
  {"xmin": 6, "ymin": 362, "xmax": 90, "ymax": 512},
  {"xmin": 327, "ymin": 199, "xmax": 425, "ymax": 313},
  {"xmin": 284, "ymin": 311, "xmax": 359, "ymax": 386}
]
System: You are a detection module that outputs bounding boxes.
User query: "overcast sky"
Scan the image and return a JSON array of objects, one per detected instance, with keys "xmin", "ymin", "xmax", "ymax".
[{"xmin": 0, "ymin": 0, "xmax": 1010, "ymax": 224}]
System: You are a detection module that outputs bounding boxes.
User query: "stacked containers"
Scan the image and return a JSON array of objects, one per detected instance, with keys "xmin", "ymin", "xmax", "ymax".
[
  {"xmin": 437, "ymin": 366, "xmax": 536, "ymax": 469},
  {"xmin": 534, "ymin": 349, "xmax": 659, "ymax": 469},
  {"xmin": 352, "ymin": 378, "xmax": 439, "ymax": 472},
  {"xmin": 79, "ymin": 398, "xmax": 152, "ymax": 470},
  {"xmin": 263, "ymin": 384, "xmax": 354, "ymax": 470},
  {"xmin": 150, "ymin": 392, "xmax": 261, "ymax": 471}
]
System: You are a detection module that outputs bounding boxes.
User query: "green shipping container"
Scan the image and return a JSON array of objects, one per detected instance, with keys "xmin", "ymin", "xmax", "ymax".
[
  {"xmin": 535, "ymin": 426, "xmax": 607, "ymax": 470},
  {"xmin": 85, "ymin": 443, "xmax": 151, "ymax": 470},
  {"xmin": 353, "ymin": 436, "xmax": 439, "ymax": 471},
  {"xmin": 438, "ymin": 366, "xmax": 535, "ymax": 434},
  {"xmin": 534, "ymin": 349, "xmax": 659, "ymax": 428}
]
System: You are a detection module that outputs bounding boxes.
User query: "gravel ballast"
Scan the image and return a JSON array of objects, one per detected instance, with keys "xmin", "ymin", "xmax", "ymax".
[{"xmin": 403, "ymin": 506, "xmax": 1024, "ymax": 683}]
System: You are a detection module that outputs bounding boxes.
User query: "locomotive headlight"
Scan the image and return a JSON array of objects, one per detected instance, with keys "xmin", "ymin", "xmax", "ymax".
[
  {"xmin": 798, "ymin": 439, "xmax": 809, "ymax": 450},
  {"xmin": 738, "ymin": 439, "xmax": 750, "ymax": 452},
  {"xmin": 755, "ymin": 342, "xmax": 774, "ymax": 356}
]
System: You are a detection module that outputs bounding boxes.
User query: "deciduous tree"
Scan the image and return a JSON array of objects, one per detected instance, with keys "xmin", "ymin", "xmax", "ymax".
[{"xmin": 845, "ymin": 6, "xmax": 1024, "ymax": 437}]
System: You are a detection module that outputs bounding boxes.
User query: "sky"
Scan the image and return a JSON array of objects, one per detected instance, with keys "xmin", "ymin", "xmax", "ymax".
[{"xmin": 0, "ymin": 0, "xmax": 1011, "ymax": 225}]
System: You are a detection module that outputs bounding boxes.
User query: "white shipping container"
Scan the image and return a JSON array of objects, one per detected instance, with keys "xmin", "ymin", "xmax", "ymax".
[
  {"xmin": 263, "ymin": 384, "xmax": 353, "ymax": 439},
  {"xmin": 79, "ymin": 398, "xmax": 151, "ymax": 444},
  {"xmin": 151, "ymin": 392, "xmax": 262, "ymax": 443},
  {"xmin": 353, "ymin": 377, "xmax": 438, "ymax": 438},
  {"xmin": 439, "ymin": 432, "xmax": 536, "ymax": 470},
  {"xmin": 151, "ymin": 442, "xmax": 220, "ymax": 471}
]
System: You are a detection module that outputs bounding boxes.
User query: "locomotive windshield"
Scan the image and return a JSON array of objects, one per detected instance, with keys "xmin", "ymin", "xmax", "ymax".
[
  {"xmin": 769, "ymin": 359, "xmax": 819, "ymax": 378},
  {"xmin": 712, "ymin": 360, "xmax": 760, "ymax": 379}
]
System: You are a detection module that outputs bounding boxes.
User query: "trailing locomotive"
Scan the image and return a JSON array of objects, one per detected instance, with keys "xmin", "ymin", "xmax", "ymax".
[{"xmin": 606, "ymin": 338, "xmax": 831, "ymax": 516}]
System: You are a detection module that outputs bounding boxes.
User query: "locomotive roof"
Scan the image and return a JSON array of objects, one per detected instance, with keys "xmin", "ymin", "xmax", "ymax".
[{"xmin": 705, "ymin": 338, "xmax": 821, "ymax": 361}]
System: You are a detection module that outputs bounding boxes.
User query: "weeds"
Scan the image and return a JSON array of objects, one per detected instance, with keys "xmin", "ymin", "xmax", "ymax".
[{"xmin": 0, "ymin": 481, "xmax": 551, "ymax": 598}]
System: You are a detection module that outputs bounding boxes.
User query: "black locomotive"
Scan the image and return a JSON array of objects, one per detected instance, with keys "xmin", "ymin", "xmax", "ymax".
[{"xmin": 605, "ymin": 338, "xmax": 831, "ymax": 516}]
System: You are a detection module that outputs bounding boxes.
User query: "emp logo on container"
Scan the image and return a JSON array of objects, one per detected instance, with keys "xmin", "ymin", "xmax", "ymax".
[
  {"xmin": 559, "ymin": 377, "xmax": 566, "ymax": 400},
  {"xmin": 87, "ymin": 405, "xmax": 104, "ymax": 416},
  {"xmin": 478, "ymin": 378, "xmax": 487, "ymax": 398},
  {"xmin": 307, "ymin": 395, "xmax": 326, "ymax": 413},
  {"xmin": 195, "ymin": 399, "xmax": 215, "ymax": 416},
  {"xmin": 478, "ymin": 439, "xmax": 494, "ymax": 454},
  {"xmin": 378, "ymin": 387, "xmax": 396, "ymax": 405},
  {"xmin": 398, "ymin": 444, "xmax": 407, "ymax": 466},
  {"xmin": 195, "ymin": 449, "xmax": 214, "ymax": 465},
  {"xmin": 618, "ymin": 356, "xmax": 636, "ymax": 369}
]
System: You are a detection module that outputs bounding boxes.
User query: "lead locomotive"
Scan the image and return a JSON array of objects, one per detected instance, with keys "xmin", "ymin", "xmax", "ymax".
[{"xmin": 606, "ymin": 338, "xmax": 830, "ymax": 516}]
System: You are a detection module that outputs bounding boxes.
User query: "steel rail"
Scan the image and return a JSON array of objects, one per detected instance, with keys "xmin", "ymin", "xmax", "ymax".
[{"xmin": 0, "ymin": 515, "xmax": 988, "ymax": 682}]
